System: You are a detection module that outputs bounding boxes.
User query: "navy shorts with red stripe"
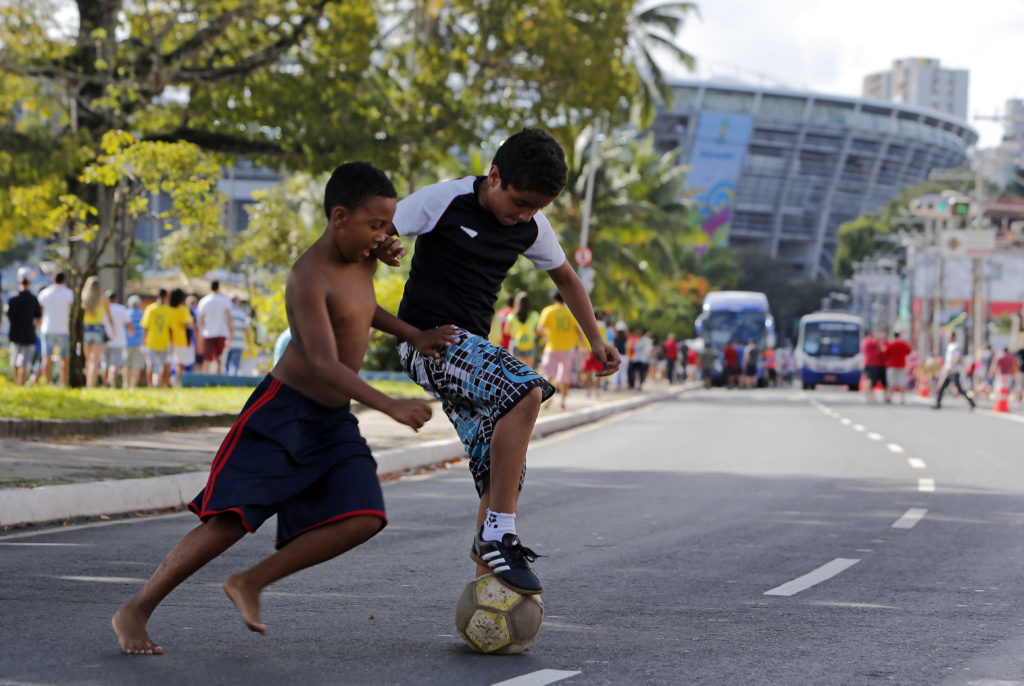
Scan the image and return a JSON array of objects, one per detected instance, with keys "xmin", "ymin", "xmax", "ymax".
[{"xmin": 188, "ymin": 375, "xmax": 387, "ymax": 548}]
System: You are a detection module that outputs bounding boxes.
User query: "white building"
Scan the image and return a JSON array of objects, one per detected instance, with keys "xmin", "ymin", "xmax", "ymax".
[
  {"xmin": 974, "ymin": 99, "xmax": 1024, "ymax": 188},
  {"xmin": 863, "ymin": 58, "xmax": 969, "ymax": 121}
]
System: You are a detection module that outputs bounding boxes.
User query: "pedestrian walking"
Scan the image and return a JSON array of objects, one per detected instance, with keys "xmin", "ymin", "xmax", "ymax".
[
  {"xmin": 141, "ymin": 289, "xmax": 173, "ymax": 388},
  {"xmin": 36, "ymin": 272, "xmax": 73, "ymax": 386},
  {"xmin": 197, "ymin": 280, "xmax": 233, "ymax": 374},
  {"xmin": 168, "ymin": 288, "xmax": 195, "ymax": 386},
  {"xmin": 225, "ymin": 296, "xmax": 250, "ymax": 376},
  {"xmin": 103, "ymin": 291, "xmax": 134, "ymax": 388},
  {"xmin": 507, "ymin": 291, "xmax": 540, "ymax": 367},
  {"xmin": 538, "ymin": 290, "xmax": 581, "ymax": 409},
  {"xmin": 933, "ymin": 332, "xmax": 975, "ymax": 411},
  {"xmin": 663, "ymin": 333, "xmax": 679, "ymax": 385},
  {"xmin": 861, "ymin": 329, "xmax": 886, "ymax": 402},
  {"xmin": 81, "ymin": 276, "xmax": 112, "ymax": 389},
  {"xmin": 4, "ymin": 267, "xmax": 41, "ymax": 386},
  {"xmin": 111, "ymin": 161, "xmax": 455, "ymax": 655},
  {"xmin": 124, "ymin": 295, "xmax": 146, "ymax": 389},
  {"xmin": 883, "ymin": 331, "xmax": 912, "ymax": 404}
]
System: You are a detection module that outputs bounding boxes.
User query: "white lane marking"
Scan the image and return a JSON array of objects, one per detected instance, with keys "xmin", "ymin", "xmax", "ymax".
[
  {"xmin": 907, "ymin": 457, "xmax": 927, "ymax": 469},
  {"xmin": 918, "ymin": 478, "xmax": 936, "ymax": 493},
  {"xmin": 764, "ymin": 558, "xmax": 861, "ymax": 597},
  {"xmin": 867, "ymin": 432, "xmax": 883, "ymax": 441},
  {"xmin": 491, "ymin": 670, "xmax": 582, "ymax": 686},
  {"xmin": 886, "ymin": 443, "xmax": 905, "ymax": 454},
  {"xmin": 891, "ymin": 508, "xmax": 928, "ymax": 529},
  {"xmin": 0, "ymin": 511, "xmax": 192, "ymax": 541},
  {"xmin": 840, "ymin": 418, "xmax": 852, "ymax": 425},
  {"xmin": 853, "ymin": 424, "xmax": 865, "ymax": 432},
  {"xmin": 56, "ymin": 575, "xmax": 148, "ymax": 584}
]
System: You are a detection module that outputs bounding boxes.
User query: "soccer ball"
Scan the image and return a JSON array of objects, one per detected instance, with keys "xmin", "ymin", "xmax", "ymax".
[{"xmin": 455, "ymin": 574, "xmax": 543, "ymax": 654}]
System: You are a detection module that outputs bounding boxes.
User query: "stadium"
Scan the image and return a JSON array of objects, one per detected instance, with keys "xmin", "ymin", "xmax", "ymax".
[{"xmin": 649, "ymin": 79, "xmax": 978, "ymax": 279}]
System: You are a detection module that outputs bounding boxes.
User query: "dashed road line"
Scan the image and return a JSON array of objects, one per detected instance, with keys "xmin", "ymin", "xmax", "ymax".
[
  {"xmin": 886, "ymin": 443, "xmax": 905, "ymax": 454},
  {"xmin": 867, "ymin": 432, "xmax": 883, "ymax": 441},
  {"xmin": 840, "ymin": 418, "xmax": 852, "ymax": 425},
  {"xmin": 853, "ymin": 424, "xmax": 865, "ymax": 432},
  {"xmin": 907, "ymin": 457, "xmax": 927, "ymax": 469},
  {"xmin": 491, "ymin": 670, "xmax": 582, "ymax": 686},
  {"xmin": 764, "ymin": 558, "xmax": 861, "ymax": 597},
  {"xmin": 918, "ymin": 478, "xmax": 936, "ymax": 493},
  {"xmin": 891, "ymin": 508, "xmax": 928, "ymax": 529}
]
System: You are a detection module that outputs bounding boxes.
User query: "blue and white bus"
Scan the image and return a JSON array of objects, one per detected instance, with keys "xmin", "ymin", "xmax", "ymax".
[
  {"xmin": 695, "ymin": 291, "xmax": 776, "ymax": 385},
  {"xmin": 795, "ymin": 311, "xmax": 864, "ymax": 391}
]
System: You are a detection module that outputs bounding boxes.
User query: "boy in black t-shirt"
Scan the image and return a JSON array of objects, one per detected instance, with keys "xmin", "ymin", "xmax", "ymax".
[{"xmin": 385, "ymin": 128, "xmax": 621, "ymax": 594}]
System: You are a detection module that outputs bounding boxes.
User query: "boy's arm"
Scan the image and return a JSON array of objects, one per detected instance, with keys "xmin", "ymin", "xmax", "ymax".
[
  {"xmin": 547, "ymin": 261, "xmax": 621, "ymax": 375},
  {"xmin": 371, "ymin": 306, "xmax": 456, "ymax": 358}
]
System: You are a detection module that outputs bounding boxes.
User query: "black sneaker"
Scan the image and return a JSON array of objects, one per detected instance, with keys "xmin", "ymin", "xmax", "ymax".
[{"xmin": 470, "ymin": 528, "xmax": 543, "ymax": 595}]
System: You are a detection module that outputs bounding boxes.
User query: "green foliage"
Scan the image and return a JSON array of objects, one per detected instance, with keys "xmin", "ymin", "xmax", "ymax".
[
  {"xmin": 0, "ymin": 380, "xmax": 428, "ymax": 419},
  {"xmin": 732, "ymin": 247, "xmax": 836, "ymax": 343}
]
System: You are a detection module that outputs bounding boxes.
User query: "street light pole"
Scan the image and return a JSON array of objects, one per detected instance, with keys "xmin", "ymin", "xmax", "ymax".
[{"xmin": 576, "ymin": 120, "xmax": 602, "ymax": 294}]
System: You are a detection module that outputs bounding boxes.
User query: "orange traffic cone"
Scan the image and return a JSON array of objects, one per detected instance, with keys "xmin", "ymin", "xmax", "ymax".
[
  {"xmin": 918, "ymin": 376, "xmax": 930, "ymax": 398},
  {"xmin": 993, "ymin": 383, "xmax": 1010, "ymax": 413}
]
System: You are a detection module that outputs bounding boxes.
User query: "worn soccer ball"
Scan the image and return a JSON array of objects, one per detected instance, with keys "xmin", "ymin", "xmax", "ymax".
[{"xmin": 455, "ymin": 573, "xmax": 543, "ymax": 654}]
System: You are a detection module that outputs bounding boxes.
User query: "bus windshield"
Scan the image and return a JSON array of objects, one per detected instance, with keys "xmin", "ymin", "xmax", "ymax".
[
  {"xmin": 801, "ymin": 321, "xmax": 860, "ymax": 358},
  {"xmin": 705, "ymin": 311, "xmax": 768, "ymax": 349}
]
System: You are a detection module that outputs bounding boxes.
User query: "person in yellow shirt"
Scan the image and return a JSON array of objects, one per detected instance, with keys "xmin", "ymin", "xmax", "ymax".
[
  {"xmin": 507, "ymin": 291, "xmax": 540, "ymax": 366},
  {"xmin": 81, "ymin": 275, "xmax": 113, "ymax": 389},
  {"xmin": 141, "ymin": 289, "xmax": 173, "ymax": 387},
  {"xmin": 168, "ymin": 288, "xmax": 195, "ymax": 386},
  {"xmin": 537, "ymin": 290, "xmax": 581, "ymax": 409}
]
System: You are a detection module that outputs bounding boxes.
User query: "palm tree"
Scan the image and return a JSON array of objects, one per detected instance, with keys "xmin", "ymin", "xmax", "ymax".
[{"xmin": 625, "ymin": 1, "xmax": 700, "ymax": 126}]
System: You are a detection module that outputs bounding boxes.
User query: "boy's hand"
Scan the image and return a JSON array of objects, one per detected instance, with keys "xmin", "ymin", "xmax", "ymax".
[
  {"xmin": 410, "ymin": 325, "xmax": 458, "ymax": 358},
  {"xmin": 370, "ymin": 236, "xmax": 407, "ymax": 267},
  {"xmin": 386, "ymin": 398, "xmax": 433, "ymax": 431},
  {"xmin": 592, "ymin": 342, "xmax": 622, "ymax": 376}
]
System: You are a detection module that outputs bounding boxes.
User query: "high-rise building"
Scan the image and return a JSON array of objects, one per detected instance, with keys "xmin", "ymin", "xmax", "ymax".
[{"xmin": 862, "ymin": 57, "xmax": 969, "ymax": 121}]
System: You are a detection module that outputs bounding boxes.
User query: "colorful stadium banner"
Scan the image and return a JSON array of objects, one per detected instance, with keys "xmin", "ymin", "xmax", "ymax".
[{"xmin": 685, "ymin": 112, "xmax": 753, "ymax": 246}]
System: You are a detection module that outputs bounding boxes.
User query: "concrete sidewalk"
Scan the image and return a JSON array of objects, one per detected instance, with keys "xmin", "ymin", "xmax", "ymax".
[{"xmin": 0, "ymin": 382, "xmax": 696, "ymax": 529}]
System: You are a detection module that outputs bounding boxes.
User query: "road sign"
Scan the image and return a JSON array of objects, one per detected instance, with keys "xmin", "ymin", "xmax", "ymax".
[
  {"xmin": 574, "ymin": 245, "xmax": 593, "ymax": 267},
  {"xmin": 938, "ymin": 229, "xmax": 996, "ymax": 258}
]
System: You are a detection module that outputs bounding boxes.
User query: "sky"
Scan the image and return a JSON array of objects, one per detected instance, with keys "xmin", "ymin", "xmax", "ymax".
[{"xmin": 660, "ymin": 0, "xmax": 1023, "ymax": 149}]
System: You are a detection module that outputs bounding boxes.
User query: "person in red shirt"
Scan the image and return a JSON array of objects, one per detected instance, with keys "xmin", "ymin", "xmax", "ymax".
[
  {"xmin": 723, "ymin": 340, "xmax": 740, "ymax": 389},
  {"xmin": 663, "ymin": 333, "xmax": 679, "ymax": 384},
  {"xmin": 989, "ymin": 346, "xmax": 1017, "ymax": 399},
  {"xmin": 861, "ymin": 330, "xmax": 886, "ymax": 402},
  {"xmin": 883, "ymin": 331, "xmax": 912, "ymax": 404}
]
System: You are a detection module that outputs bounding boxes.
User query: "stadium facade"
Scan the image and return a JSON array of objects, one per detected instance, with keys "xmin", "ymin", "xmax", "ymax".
[{"xmin": 649, "ymin": 80, "xmax": 978, "ymax": 279}]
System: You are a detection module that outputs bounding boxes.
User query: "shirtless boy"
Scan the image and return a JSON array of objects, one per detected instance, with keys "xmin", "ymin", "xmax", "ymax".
[{"xmin": 112, "ymin": 162, "xmax": 456, "ymax": 655}]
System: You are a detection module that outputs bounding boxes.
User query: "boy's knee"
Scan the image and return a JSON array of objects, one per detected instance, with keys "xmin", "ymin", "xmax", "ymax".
[{"xmin": 351, "ymin": 515, "xmax": 386, "ymax": 545}]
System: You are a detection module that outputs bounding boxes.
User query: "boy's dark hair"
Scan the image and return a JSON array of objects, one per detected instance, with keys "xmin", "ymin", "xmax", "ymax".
[
  {"xmin": 210, "ymin": 280, "xmax": 220, "ymax": 292},
  {"xmin": 55, "ymin": 272, "xmax": 66, "ymax": 284},
  {"xmin": 169, "ymin": 288, "xmax": 187, "ymax": 308},
  {"xmin": 492, "ymin": 128, "xmax": 568, "ymax": 197},
  {"xmin": 324, "ymin": 161, "xmax": 397, "ymax": 219}
]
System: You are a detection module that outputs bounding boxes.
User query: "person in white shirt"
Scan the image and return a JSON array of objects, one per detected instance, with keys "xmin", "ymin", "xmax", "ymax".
[
  {"xmin": 225, "ymin": 296, "xmax": 251, "ymax": 375},
  {"xmin": 933, "ymin": 332, "xmax": 976, "ymax": 411},
  {"xmin": 196, "ymin": 280, "xmax": 234, "ymax": 374},
  {"xmin": 37, "ymin": 272, "xmax": 75, "ymax": 387},
  {"xmin": 104, "ymin": 291, "xmax": 135, "ymax": 388}
]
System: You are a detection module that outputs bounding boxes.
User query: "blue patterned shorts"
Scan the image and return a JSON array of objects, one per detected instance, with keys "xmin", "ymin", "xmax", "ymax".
[{"xmin": 399, "ymin": 328, "xmax": 555, "ymax": 495}]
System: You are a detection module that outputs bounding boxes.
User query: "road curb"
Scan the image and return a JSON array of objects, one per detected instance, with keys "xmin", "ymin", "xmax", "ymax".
[
  {"xmin": 0, "ymin": 386, "xmax": 692, "ymax": 528},
  {"xmin": 0, "ymin": 412, "xmax": 238, "ymax": 440}
]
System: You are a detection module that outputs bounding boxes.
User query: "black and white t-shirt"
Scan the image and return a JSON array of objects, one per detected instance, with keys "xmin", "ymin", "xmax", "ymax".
[{"xmin": 394, "ymin": 176, "xmax": 566, "ymax": 337}]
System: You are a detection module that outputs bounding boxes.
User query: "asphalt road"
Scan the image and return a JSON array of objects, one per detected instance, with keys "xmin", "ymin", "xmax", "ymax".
[{"xmin": 3, "ymin": 387, "xmax": 1024, "ymax": 685}]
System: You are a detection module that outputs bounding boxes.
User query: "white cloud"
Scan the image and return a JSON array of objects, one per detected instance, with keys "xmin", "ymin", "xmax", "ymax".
[{"xmin": 661, "ymin": 0, "xmax": 1021, "ymax": 147}]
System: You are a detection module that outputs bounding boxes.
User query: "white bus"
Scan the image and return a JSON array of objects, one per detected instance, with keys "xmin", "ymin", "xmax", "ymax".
[{"xmin": 795, "ymin": 311, "xmax": 864, "ymax": 391}]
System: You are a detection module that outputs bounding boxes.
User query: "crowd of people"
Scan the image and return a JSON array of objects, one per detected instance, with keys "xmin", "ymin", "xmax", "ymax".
[
  {"xmin": 2, "ymin": 271, "xmax": 263, "ymax": 388},
  {"xmin": 859, "ymin": 327, "xmax": 1024, "ymax": 410}
]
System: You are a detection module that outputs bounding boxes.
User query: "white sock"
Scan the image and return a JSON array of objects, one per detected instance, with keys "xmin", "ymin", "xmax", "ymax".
[{"xmin": 481, "ymin": 509, "xmax": 516, "ymax": 542}]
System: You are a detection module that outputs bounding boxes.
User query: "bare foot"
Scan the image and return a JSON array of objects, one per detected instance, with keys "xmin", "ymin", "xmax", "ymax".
[
  {"xmin": 112, "ymin": 607, "xmax": 164, "ymax": 655},
  {"xmin": 223, "ymin": 574, "xmax": 267, "ymax": 635}
]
